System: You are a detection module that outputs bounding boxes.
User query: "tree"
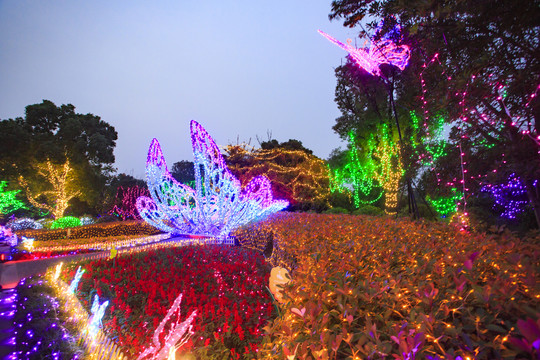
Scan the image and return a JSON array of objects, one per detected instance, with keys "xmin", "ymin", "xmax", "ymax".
[
  {"xmin": 170, "ymin": 160, "xmax": 195, "ymax": 186},
  {"xmin": 328, "ymin": 0, "xmax": 540, "ymax": 226},
  {"xmin": 0, "ymin": 100, "xmax": 118, "ymax": 215},
  {"xmin": 224, "ymin": 140, "xmax": 330, "ymax": 211},
  {"xmin": 0, "ymin": 181, "xmax": 27, "ymax": 217},
  {"xmin": 109, "ymin": 185, "xmax": 150, "ymax": 220},
  {"xmin": 19, "ymin": 159, "xmax": 81, "ymax": 219}
]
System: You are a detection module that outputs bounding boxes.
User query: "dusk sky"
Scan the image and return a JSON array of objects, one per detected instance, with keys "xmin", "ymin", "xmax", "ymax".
[{"xmin": 0, "ymin": 1, "xmax": 361, "ymax": 178}]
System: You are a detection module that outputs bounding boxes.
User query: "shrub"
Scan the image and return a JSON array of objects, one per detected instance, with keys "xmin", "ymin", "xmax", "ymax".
[
  {"xmin": 324, "ymin": 207, "xmax": 350, "ymax": 214},
  {"xmin": 50, "ymin": 216, "xmax": 82, "ymax": 229},
  {"xmin": 15, "ymin": 220, "xmax": 161, "ymax": 241},
  {"xmin": 238, "ymin": 213, "xmax": 539, "ymax": 359},
  {"xmin": 353, "ymin": 204, "xmax": 384, "ymax": 216}
]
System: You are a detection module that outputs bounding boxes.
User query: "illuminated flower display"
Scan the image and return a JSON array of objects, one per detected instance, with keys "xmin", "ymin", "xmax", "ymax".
[{"xmin": 136, "ymin": 120, "xmax": 288, "ymax": 238}]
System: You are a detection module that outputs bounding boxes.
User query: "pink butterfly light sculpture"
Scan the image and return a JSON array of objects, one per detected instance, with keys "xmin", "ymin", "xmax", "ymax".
[{"xmin": 318, "ymin": 25, "xmax": 410, "ymax": 77}]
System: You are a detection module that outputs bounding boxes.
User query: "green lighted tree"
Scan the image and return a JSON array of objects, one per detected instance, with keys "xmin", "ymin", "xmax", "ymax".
[{"xmin": 0, "ymin": 181, "xmax": 26, "ymax": 216}]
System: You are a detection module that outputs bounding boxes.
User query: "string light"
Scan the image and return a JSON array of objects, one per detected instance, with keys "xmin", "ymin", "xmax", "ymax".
[
  {"xmin": 109, "ymin": 185, "xmax": 150, "ymax": 220},
  {"xmin": 225, "ymin": 144, "xmax": 331, "ymax": 208},
  {"xmin": 50, "ymin": 216, "xmax": 81, "ymax": 229},
  {"xmin": 481, "ymin": 174, "xmax": 532, "ymax": 219},
  {"xmin": 0, "ymin": 180, "xmax": 26, "ymax": 215},
  {"xmin": 318, "ymin": 22, "xmax": 410, "ymax": 77},
  {"xmin": 136, "ymin": 293, "xmax": 197, "ymax": 360},
  {"xmin": 67, "ymin": 266, "xmax": 84, "ymax": 294},
  {"xmin": 86, "ymin": 294, "xmax": 109, "ymax": 338},
  {"xmin": 136, "ymin": 120, "xmax": 288, "ymax": 238},
  {"xmin": 18, "ymin": 158, "xmax": 81, "ymax": 219}
]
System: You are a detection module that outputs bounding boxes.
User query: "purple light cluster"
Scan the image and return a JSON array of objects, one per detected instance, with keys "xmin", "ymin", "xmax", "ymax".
[{"xmin": 481, "ymin": 173, "xmax": 533, "ymax": 219}]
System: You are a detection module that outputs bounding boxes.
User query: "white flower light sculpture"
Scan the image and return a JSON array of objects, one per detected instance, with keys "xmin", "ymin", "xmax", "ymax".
[
  {"xmin": 136, "ymin": 293, "xmax": 196, "ymax": 360},
  {"xmin": 136, "ymin": 120, "xmax": 288, "ymax": 238},
  {"xmin": 88, "ymin": 294, "xmax": 109, "ymax": 338}
]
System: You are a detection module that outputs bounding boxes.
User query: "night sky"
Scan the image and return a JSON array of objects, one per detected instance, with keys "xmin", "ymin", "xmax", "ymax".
[{"xmin": 0, "ymin": 0, "xmax": 360, "ymax": 178}]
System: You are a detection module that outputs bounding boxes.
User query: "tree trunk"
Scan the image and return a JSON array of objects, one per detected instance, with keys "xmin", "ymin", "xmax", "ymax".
[{"xmin": 525, "ymin": 179, "xmax": 540, "ymax": 228}]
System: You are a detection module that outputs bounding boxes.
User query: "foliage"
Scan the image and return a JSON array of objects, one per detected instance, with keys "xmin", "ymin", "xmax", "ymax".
[
  {"xmin": 0, "ymin": 180, "xmax": 26, "ymax": 216},
  {"xmin": 237, "ymin": 213, "xmax": 539, "ymax": 359},
  {"xmin": 328, "ymin": 0, "xmax": 540, "ymax": 227},
  {"xmin": 62, "ymin": 246, "xmax": 275, "ymax": 359},
  {"xmin": 12, "ymin": 276, "xmax": 85, "ymax": 359},
  {"xmin": 50, "ymin": 216, "xmax": 82, "ymax": 229},
  {"xmin": 225, "ymin": 141, "xmax": 330, "ymax": 211},
  {"xmin": 0, "ymin": 100, "xmax": 118, "ymax": 215},
  {"xmin": 15, "ymin": 220, "xmax": 161, "ymax": 241},
  {"xmin": 324, "ymin": 207, "xmax": 350, "ymax": 214},
  {"xmin": 352, "ymin": 204, "xmax": 384, "ymax": 216},
  {"xmin": 171, "ymin": 160, "xmax": 196, "ymax": 185}
]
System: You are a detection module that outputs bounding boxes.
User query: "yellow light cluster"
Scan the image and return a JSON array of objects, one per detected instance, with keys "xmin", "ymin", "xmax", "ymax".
[
  {"xmin": 225, "ymin": 145, "xmax": 331, "ymax": 207},
  {"xmin": 34, "ymin": 233, "xmax": 171, "ymax": 253},
  {"xmin": 19, "ymin": 158, "xmax": 80, "ymax": 219},
  {"xmin": 16, "ymin": 220, "xmax": 161, "ymax": 242}
]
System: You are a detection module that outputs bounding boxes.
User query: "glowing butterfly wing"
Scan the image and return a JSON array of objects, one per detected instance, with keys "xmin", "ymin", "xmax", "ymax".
[
  {"xmin": 369, "ymin": 38, "xmax": 410, "ymax": 71},
  {"xmin": 137, "ymin": 138, "xmax": 198, "ymax": 234},
  {"xmin": 318, "ymin": 29, "xmax": 380, "ymax": 76},
  {"xmin": 190, "ymin": 120, "xmax": 244, "ymax": 234},
  {"xmin": 318, "ymin": 29, "xmax": 410, "ymax": 76},
  {"xmin": 241, "ymin": 176, "xmax": 289, "ymax": 217}
]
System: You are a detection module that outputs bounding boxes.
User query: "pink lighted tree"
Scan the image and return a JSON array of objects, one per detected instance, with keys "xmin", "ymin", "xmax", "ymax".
[{"xmin": 110, "ymin": 185, "xmax": 150, "ymax": 220}]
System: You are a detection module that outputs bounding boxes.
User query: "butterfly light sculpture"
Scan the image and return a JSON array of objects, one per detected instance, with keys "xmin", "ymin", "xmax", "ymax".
[
  {"xmin": 318, "ymin": 23, "xmax": 410, "ymax": 77},
  {"xmin": 136, "ymin": 120, "xmax": 288, "ymax": 238}
]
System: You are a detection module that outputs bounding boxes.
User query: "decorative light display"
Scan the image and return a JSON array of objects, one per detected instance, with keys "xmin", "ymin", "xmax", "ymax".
[
  {"xmin": 0, "ymin": 180, "xmax": 26, "ymax": 215},
  {"xmin": 21, "ymin": 236, "xmax": 34, "ymax": 251},
  {"xmin": 328, "ymin": 132, "xmax": 383, "ymax": 207},
  {"xmin": 19, "ymin": 159, "xmax": 81, "ymax": 219},
  {"xmin": 0, "ymin": 225, "xmax": 18, "ymax": 246},
  {"xmin": 136, "ymin": 120, "xmax": 288, "ymax": 238},
  {"xmin": 136, "ymin": 293, "xmax": 197, "ymax": 360},
  {"xmin": 87, "ymin": 294, "xmax": 109, "ymax": 338},
  {"xmin": 68, "ymin": 266, "xmax": 84, "ymax": 294},
  {"xmin": 318, "ymin": 23, "xmax": 410, "ymax": 77},
  {"xmin": 329, "ymin": 124, "xmax": 403, "ymax": 214},
  {"xmin": 79, "ymin": 216, "xmax": 95, "ymax": 226},
  {"xmin": 50, "ymin": 216, "xmax": 82, "ymax": 229},
  {"xmin": 109, "ymin": 185, "xmax": 150, "ymax": 220},
  {"xmin": 6, "ymin": 217, "xmax": 43, "ymax": 231},
  {"xmin": 372, "ymin": 124, "xmax": 403, "ymax": 215},
  {"xmin": 53, "ymin": 262, "xmax": 63, "ymax": 282},
  {"xmin": 481, "ymin": 174, "xmax": 532, "ymax": 219},
  {"xmin": 224, "ymin": 143, "xmax": 331, "ymax": 208},
  {"xmin": 426, "ymin": 189, "xmax": 463, "ymax": 218}
]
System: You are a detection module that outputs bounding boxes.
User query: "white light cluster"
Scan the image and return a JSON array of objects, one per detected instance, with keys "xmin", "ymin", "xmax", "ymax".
[{"xmin": 136, "ymin": 293, "xmax": 197, "ymax": 360}]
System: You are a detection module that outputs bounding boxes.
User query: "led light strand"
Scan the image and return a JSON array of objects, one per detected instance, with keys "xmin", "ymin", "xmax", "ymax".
[
  {"xmin": 136, "ymin": 293, "xmax": 197, "ymax": 360},
  {"xmin": 318, "ymin": 22, "xmax": 410, "ymax": 77},
  {"xmin": 67, "ymin": 266, "xmax": 84, "ymax": 294},
  {"xmin": 136, "ymin": 120, "xmax": 288, "ymax": 238}
]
